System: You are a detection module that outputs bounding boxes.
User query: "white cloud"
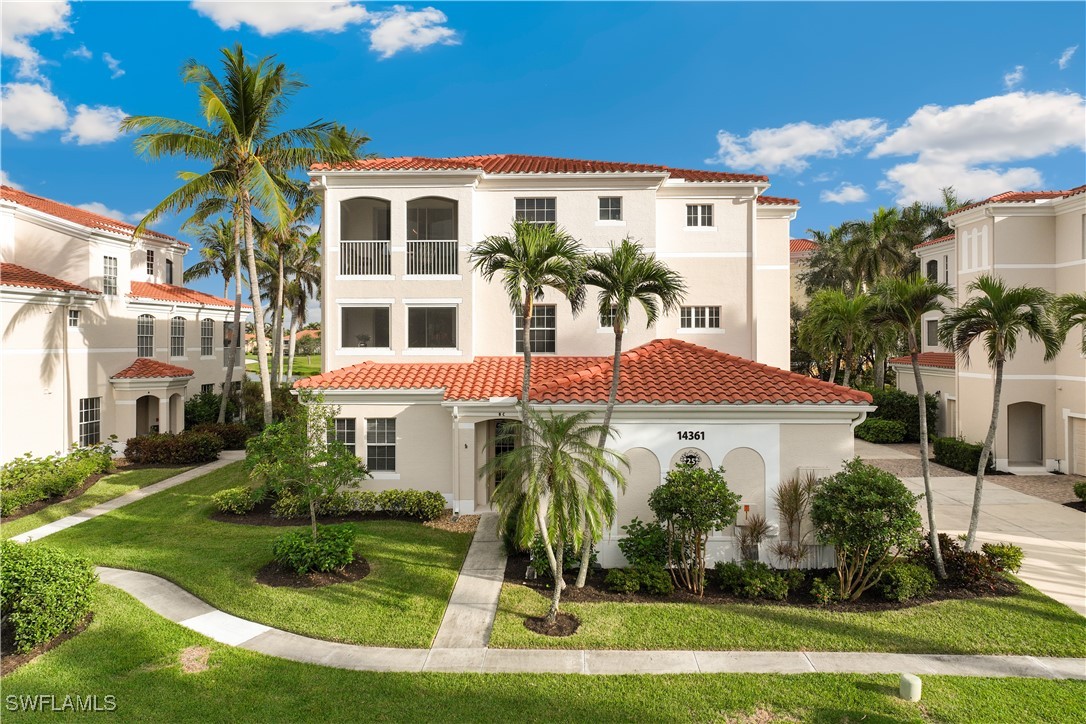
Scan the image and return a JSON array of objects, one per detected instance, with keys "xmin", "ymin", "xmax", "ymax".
[
  {"xmin": 709, "ymin": 118, "xmax": 888, "ymax": 173},
  {"xmin": 190, "ymin": 0, "xmax": 369, "ymax": 35},
  {"xmin": 0, "ymin": 169, "xmax": 23, "ymax": 190},
  {"xmin": 1, "ymin": 83, "xmax": 68, "ymax": 139},
  {"xmin": 102, "ymin": 52, "xmax": 124, "ymax": 79},
  {"xmin": 0, "ymin": 1, "xmax": 71, "ymax": 80},
  {"xmin": 1058, "ymin": 45, "xmax": 1078, "ymax": 70},
  {"xmin": 820, "ymin": 183, "xmax": 868, "ymax": 204},
  {"xmin": 62, "ymin": 104, "xmax": 127, "ymax": 145},
  {"xmin": 878, "ymin": 162, "xmax": 1044, "ymax": 205},
  {"xmin": 368, "ymin": 6, "xmax": 459, "ymax": 59},
  {"xmin": 75, "ymin": 201, "xmax": 147, "ymax": 223},
  {"xmin": 1003, "ymin": 65, "xmax": 1024, "ymax": 90},
  {"xmin": 66, "ymin": 43, "xmax": 92, "ymax": 60}
]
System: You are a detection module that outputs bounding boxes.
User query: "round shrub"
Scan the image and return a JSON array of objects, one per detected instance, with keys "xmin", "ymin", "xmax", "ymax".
[
  {"xmin": 855, "ymin": 418, "xmax": 907, "ymax": 444},
  {"xmin": 315, "ymin": 491, "xmax": 355, "ymax": 517},
  {"xmin": 212, "ymin": 486, "xmax": 257, "ymax": 515},
  {"xmin": 124, "ymin": 431, "xmax": 222, "ymax": 465},
  {"xmin": 713, "ymin": 560, "xmax": 789, "ymax": 600},
  {"xmin": 1073, "ymin": 482, "xmax": 1086, "ymax": 503},
  {"xmin": 618, "ymin": 517, "xmax": 671, "ymax": 569},
  {"xmin": 0, "ymin": 541, "xmax": 97, "ymax": 653},
  {"xmin": 981, "ymin": 542, "xmax": 1024, "ymax": 573},
  {"xmin": 712, "ymin": 560, "xmax": 744, "ymax": 594},
  {"xmin": 271, "ymin": 491, "xmax": 307, "ymax": 518},
  {"xmin": 878, "ymin": 562, "xmax": 936, "ymax": 602},
  {"xmin": 636, "ymin": 565, "xmax": 675, "ymax": 596},
  {"xmin": 271, "ymin": 525, "xmax": 357, "ymax": 574},
  {"xmin": 809, "ymin": 576, "xmax": 836, "ymax": 606},
  {"xmin": 376, "ymin": 489, "xmax": 447, "ymax": 521},
  {"xmin": 604, "ymin": 568, "xmax": 640, "ymax": 594}
]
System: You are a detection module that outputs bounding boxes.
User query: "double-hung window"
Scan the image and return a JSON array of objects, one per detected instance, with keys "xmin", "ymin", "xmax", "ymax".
[
  {"xmin": 137, "ymin": 314, "xmax": 155, "ymax": 357},
  {"xmin": 599, "ymin": 197, "xmax": 622, "ymax": 221},
  {"xmin": 146, "ymin": 250, "xmax": 155, "ymax": 277},
  {"xmin": 329, "ymin": 418, "xmax": 357, "ymax": 456},
  {"xmin": 366, "ymin": 418, "xmax": 396, "ymax": 471},
  {"xmin": 103, "ymin": 256, "xmax": 118, "ymax": 295},
  {"xmin": 686, "ymin": 204, "xmax": 713, "ymax": 227},
  {"xmin": 200, "ymin": 319, "xmax": 214, "ymax": 356},
  {"xmin": 170, "ymin": 316, "xmax": 185, "ymax": 358},
  {"xmin": 68, "ymin": 309, "xmax": 80, "ymax": 327},
  {"xmin": 515, "ymin": 304, "xmax": 556, "ymax": 353},
  {"xmin": 200, "ymin": 383, "xmax": 215, "ymax": 394},
  {"xmin": 515, "ymin": 197, "xmax": 556, "ymax": 225},
  {"xmin": 680, "ymin": 306, "xmax": 721, "ymax": 329},
  {"xmin": 78, "ymin": 397, "xmax": 101, "ymax": 446},
  {"xmin": 599, "ymin": 305, "xmax": 617, "ymax": 329}
]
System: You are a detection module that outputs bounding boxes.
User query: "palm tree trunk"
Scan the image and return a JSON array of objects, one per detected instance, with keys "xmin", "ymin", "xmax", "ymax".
[
  {"xmin": 520, "ymin": 294, "xmax": 534, "ymax": 423},
  {"xmin": 826, "ymin": 352, "xmax": 838, "ymax": 384},
  {"xmin": 217, "ymin": 216, "xmax": 244, "ymax": 424},
  {"xmin": 910, "ymin": 332, "xmax": 946, "ymax": 578},
  {"xmin": 286, "ymin": 311, "xmax": 299, "ymax": 379},
  {"xmin": 873, "ymin": 350, "xmax": 886, "ymax": 389},
  {"xmin": 242, "ymin": 189, "xmax": 274, "ymax": 426},
  {"xmin": 271, "ymin": 253, "xmax": 285, "ymax": 386},
  {"xmin": 841, "ymin": 341, "xmax": 853, "ymax": 388},
  {"xmin": 966, "ymin": 358, "xmax": 1003, "ymax": 551}
]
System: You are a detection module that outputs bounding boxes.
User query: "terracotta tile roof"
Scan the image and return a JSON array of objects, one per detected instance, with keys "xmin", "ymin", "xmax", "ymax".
[
  {"xmin": 111, "ymin": 358, "xmax": 194, "ymax": 379},
  {"xmin": 789, "ymin": 238, "xmax": 818, "ymax": 254},
  {"xmin": 129, "ymin": 282, "xmax": 250, "ymax": 309},
  {"xmin": 757, "ymin": 195, "xmax": 800, "ymax": 206},
  {"xmin": 888, "ymin": 352, "xmax": 956, "ymax": 370},
  {"xmin": 1, "ymin": 185, "xmax": 181, "ymax": 244},
  {"xmin": 0, "ymin": 263, "xmax": 100, "ymax": 295},
  {"xmin": 945, "ymin": 185, "xmax": 1086, "ymax": 217},
  {"xmin": 913, "ymin": 233, "xmax": 955, "ymax": 250},
  {"xmin": 311, "ymin": 154, "xmax": 768, "ymax": 183},
  {"xmin": 296, "ymin": 339, "xmax": 871, "ymax": 406}
]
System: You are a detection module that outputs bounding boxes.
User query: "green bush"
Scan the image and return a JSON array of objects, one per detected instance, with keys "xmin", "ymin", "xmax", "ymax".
[
  {"xmin": 603, "ymin": 565, "xmax": 674, "ymax": 596},
  {"xmin": 348, "ymin": 490, "xmax": 378, "ymax": 515},
  {"xmin": 981, "ymin": 542, "xmax": 1024, "ymax": 573},
  {"xmin": 271, "ymin": 525, "xmax": 357, "ymax": 574},
  {"xmin": 604, "ymin": 568, "xmax": 640, "ymax": 594},
  {"xmin": 0, "ymin": 541, "xmax": 97, "ymax": 653},
  {"xmin": 712, "ymin": 560, "xmax": 744, "ymax": 593},
  {"xmin": 713, "ymin": 560, "xmax": 789, "ymax": 600},
  {"xmin": 315, "ymin": 491, "xmax": 355, "ymax": 517},
  {"xmin": 1073, "ymin": 482, "xmax": 1086, "ymax": 502},
  {"xmin": 912, "ymin": 533, "xmax": 1002, "ymax": 590},
  {"xmin": 618, "ymin": 517, "xmax": 671, "ymax": 569},
  {"xmin": 211, "ymin": 486, "xmax": 257, "ymax": 515},
  {"xmin": 376, "ymin": 489, "xmax": 446, "ymax": 521},
  {"xmin": 933, "ymin": 437, "xmax": 995, "ymax": 475},
  {"xmin": 854, "ymin": 418, "xmax": 907, "ymax": 444},
  {"xmin": 879, "ymin": 562, "xmax": 936, "ymax": 602},
  {"xmin": 861, "ymin": 386, "xmax": 939, "ymax": 442},
  {"xmin": 241, "ymin": 381, "xmax": 299, "ymax": 430},
  {"xmin": 0, "ymin": 442, "xmax": 115, "ymax": 516},
  {"xmin": 271, "ymin": 491, "xmax": 307, "ymax": 518},
  {"xmin": 809, "ymin": 576, "xmax": 836, "ymax": 605},
  {"xmin": 123, "ymin": 431, "xmax": 222, "ymax": 465},
  {"xmin": 184, "ymin": 389, "xmax": 239, "ymax": 427},
  {"xmin": 190, "ymin": 422, "xmax": 251, "ymax": 450}
]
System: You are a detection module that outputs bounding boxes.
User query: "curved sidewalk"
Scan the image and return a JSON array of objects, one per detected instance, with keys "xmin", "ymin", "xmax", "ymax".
[{"xmin": 96, "ymin": 566, "xmax": 1086, "ymax": 678}]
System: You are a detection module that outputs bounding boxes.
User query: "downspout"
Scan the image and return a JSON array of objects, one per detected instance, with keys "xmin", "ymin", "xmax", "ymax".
[
  {"xmin": 451, "ymin": 405, "xmax": 460, "ymax": 519},
  {"xmin": 62, "ymin": 293, "xmax": 73, "ymax": 450}
]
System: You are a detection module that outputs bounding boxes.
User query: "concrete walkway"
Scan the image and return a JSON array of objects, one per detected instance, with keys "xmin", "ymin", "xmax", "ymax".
[
  {"xmin": 94, "ymin": 566, "xmax": 1086, "ymax": 678},
  {"xmin": 8, "ymin": 451, "xmax": 245, "ymax": 544},
  {"xmin": 431, "ymin": 513, "xmax": 505, "ymax": 648}
]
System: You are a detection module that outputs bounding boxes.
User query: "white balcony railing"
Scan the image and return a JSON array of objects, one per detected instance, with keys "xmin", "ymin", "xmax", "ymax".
[
  {"xmin": 406, "ymin": 240, "xmax": 458, "ymax": 275},
  {"xmin": 340, "ymin": 240, "xmax": 391, "ymax": 276}
]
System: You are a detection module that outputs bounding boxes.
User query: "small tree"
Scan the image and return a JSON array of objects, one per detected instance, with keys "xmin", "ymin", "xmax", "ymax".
[
  {"xmin": 810, "ymin": 459, "xmax": 922, "ymax": 601},
  {"xmin": 771, "ymin": 472, "xmax": 819, "ymax": 569},
  {"xmin": 246, "ymin": 392, "xmax": 368, "ymax": 539},
  {"xmin": 648, "ymin": 464, "xmax": 740, "ymax": 595}
]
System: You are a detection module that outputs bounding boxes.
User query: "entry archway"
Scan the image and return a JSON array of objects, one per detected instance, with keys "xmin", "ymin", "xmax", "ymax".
[
  {"xmin": 722, "ymin": 447, "xmax": 767, "ymax": 520},
  {"xmin": 136, "ymin": 395, "xmax": 159, "ymax": 435},
  {"xmin": 618, "ymin": 447, "xmax": 662, "ymax": 528},
  {"xmin": 1007, "ymin": 402, "xmax": 1043, "ymax": 465},
  {"xmin": 169, "ymin": 393, "xmax": 184, "ymax": 433}
]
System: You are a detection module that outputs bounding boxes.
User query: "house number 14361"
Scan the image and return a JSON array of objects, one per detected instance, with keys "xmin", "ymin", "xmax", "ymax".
[{"xmin": 677, "ymin": 431, "xmax": 705, "ymax": 441}]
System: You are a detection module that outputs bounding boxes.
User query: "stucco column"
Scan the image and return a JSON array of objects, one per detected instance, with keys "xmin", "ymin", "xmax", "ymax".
[
  {"xmin": 156, "ymin": 396, "xmax": 169, "ymax": 434},
  {"xmin": 456, "ymin": 421, "xmax": 476, "ymax": 513},
  {"xmin": 113, "ymin": 398, "xmax": 137, "ymax": 449}
]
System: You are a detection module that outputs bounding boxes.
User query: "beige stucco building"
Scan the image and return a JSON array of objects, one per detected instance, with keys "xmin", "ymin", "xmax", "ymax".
[
  {"xmin": 789, "ymin": 237, "xmax": 818, "ymax": 308},
  {"xmin": 0, "ymin": 186, "xmax": 247, "ymax": 461},
  {"xmin": 890, "ymin": 186, "xmax": 1086, "ymax": 475}
]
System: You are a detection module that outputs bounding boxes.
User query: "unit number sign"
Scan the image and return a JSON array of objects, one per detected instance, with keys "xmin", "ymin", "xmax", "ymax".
[{"xmin": 676, "ymin": 431, "xmax": 706, "ymax": 441}]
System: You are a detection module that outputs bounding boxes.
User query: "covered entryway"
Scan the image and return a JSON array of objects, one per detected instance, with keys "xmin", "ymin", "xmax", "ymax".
[
  {"xmin": 1007, "ymin": 402, "xmax": 1044, "ymax": 466},
  {"xmin": 136, "ymin": 395, "xmax": 160, "ymax": 435},
  {"xmin": 110, "ymin": 358, "xmax": 194, "ymax": 442}
]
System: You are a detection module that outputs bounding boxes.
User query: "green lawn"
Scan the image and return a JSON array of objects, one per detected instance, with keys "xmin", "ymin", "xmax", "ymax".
[
  {"xmin": 1, "ymin": 466, "xmax": 191, "ymax": 540},
  {"xmin": 491, "ymin": 581, "xmax": 1086, "ymax": 656},
  {"xmin": 34, "ymin": 461, "xmax": 471, "ymax": 648},
  {"xmin": 4, "ymin": 584, "xmax": 1084, "ymax": 723},
  {"xmin": 246, "ymin": 354, "xmax": 322, "ymax": 377}
]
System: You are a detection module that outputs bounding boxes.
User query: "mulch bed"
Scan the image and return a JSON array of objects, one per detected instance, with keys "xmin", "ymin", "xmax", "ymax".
[
  {"xmin": 255, "ymin": 556, "xmax": 370, "ymax": 588},
  {"xmin": 1, "ymin": 614, "xmax": 93, "ymax": 676},
  {"xmin": 1064, "ymin": 500, "xmax": 1086, "ymax": 513},
  {"xmin": 504, "ymin": 555, "xmax": 1019, "ymax": 613},
  {"xmin": 524, "ymin": 612, "xmax": 580, "ymax": 637}
]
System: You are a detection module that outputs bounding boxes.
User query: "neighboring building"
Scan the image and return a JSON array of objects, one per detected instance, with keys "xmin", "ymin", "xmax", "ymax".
[
  {"xmin": 0, "ymin": 186, "xmax": 248, "ymax": 461},
  {"xmin": 890, "ymin": 186, "xmax": 1086, "ymax": 474},
  {"xmin": 789, "ymin": 238, "xmax": 818, "ymax": 307}
]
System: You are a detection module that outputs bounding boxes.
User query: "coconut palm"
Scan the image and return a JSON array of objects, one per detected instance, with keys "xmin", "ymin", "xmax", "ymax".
[
  {"xmin": 872, "ymin": 275, "xmax": 955, "ymax": 578},
  {"xmin": 285, "ymin": 231, "xmax": 322, "ymax": 378},
  {"xmin": 183, "ymin": 218, "xmax": 238, "ymax": 299},
  {"xmin": 799, "ymin": 226, "xmax": 853, "ymax": 296},
  {"xmin": 571, "ymin": 238, "xmax": 686, "ymax": 587},
  {"xmin": 939, "ymin": 275, "xmax": 1062, "ymax": 550},
  {"xmin": 843, "ymin": 207, "xmax": 909, "ymax": 290},
  {"xmin": 122, "ymin": 44, "xmax": 365, "ymax": 424},
  {"xmin": 1054, "ymin": 292, "xmax": 1086, "ymax": 355},
  {"xmin": 470, "ymin": 220, "xmax": 586, "ymax": 423},
  {"xmin": 801, "ymin": 289, "xmax": 873, "ymax": 387},
  {"xmin": 485, "ymin": 408, "xmax": 626, "ymax": 625}
]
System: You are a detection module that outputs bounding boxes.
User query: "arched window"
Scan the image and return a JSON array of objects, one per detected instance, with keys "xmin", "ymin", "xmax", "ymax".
[
  {"xmin": 170, "ymin": 317, "xmax": 186, "ymax": 358},
  {"xmin": 200, "ymin": 318, "xmax": 214, "ymax": 356},
  {"xmin": 137, "ymin": 315, "xmax": 155, "ymax": 357},
  {"xmin": 926, "ymin": 259, "xmax": 938, "ymax": 282}
]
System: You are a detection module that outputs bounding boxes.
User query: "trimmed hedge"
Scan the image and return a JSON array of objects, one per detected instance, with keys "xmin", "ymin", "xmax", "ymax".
[
  {"xmin": 861, "ymin": 387, "xmax": 939, "ymax": 442},
  {"xmin": 212, "ymin": 486, "xmax": 258, "ymax": 515},
  {"xmin": 124, "ymin": 431, "xmax": 223, "ymax": 465},
  {"xmin": 0, "ymin": 541, "xmax": 97, "ymax": 653},
  {"xmin": 190, "ymin": 422, "xmax": 251, "ymax": 450},
  {"xmin": 879, "ymin": 562, "xmax": 936, "ymax": 602},
  {"xmin": 266, "ymin": 489, "xmax": 446, "ymax": 522},
  {"xmin": 0, "ymin": 443, "xmax": 114, "ymax": 517},
  {"xmin": 855, "ymin": 418, "xmax": 907, "ymax": 444},
  {"xmin": 933, "ymin": 437, "xmax": 995, "ymax": 475},
  {"xmin": 272, "ymin": 525, "xmax": 357, "ymax": 574}
]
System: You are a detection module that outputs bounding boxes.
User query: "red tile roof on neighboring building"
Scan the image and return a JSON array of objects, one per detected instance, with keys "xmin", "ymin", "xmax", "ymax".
[
  {"xmin": 757, "ymin": 195, "xmax": 800, "ymax": 206},
  {"xmin": 296, "ymin": 339, "xmax": 871, "ymax": 406},
  {"xmin": 111, "ymin": 358, "xmax": 194, "ymax": 379},
  {"xmin": 0, "ymin": 262, "xmax": 100, "ymax": 295},
  {"xmin": 311, "ymin": 154, "xmax": 769, "ymax": 183},
  {"xmin": 888, "ymin": 352, "xmax": 956, "ymax": 370},
  {"xmin": 945, "ymin": 185, "xmax": 1086, "ymax": 217},
  {"xmin": 913, "ymin": 233, "xmax": 955, "ymax": 250},
  {"xmin": 1, "ymin": 185, "xmax": 181, "ymax": 244},
  {"xmin": 789, "ymin": 238, "xmax": 818, "ymax": 254},
  {"xmin": 129, "ymin": 282, "xmax": 250, "ymax": 309}
]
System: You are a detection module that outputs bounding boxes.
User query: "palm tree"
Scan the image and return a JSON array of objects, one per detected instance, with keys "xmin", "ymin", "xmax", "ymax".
[
  {"xmin": 799, "ymin": 226, "xmax": 853, "ymax": 296},
  {"xmin": 285, "ymin": 231, "xmax": 322, "ymax": 378},
  {"xmin": 872, "ymin": 275, "xmax": 955, "ymax": 579},
  {"xmin": 939, "ymin": 275, "xmax": 1062, "ymax": 550},
  {"xmin": 802, "ymin": 289, "xmax": 873, "ymax": 387},
  {"xmin": 470, "ymin": 220, "xmax": 586, "ymax": 423},
  {"xmin": 122, "ymin": 44, "xmax": 365, "ymax": 425},
  {"xmin": 843, "ymin": 207, "xmax": 908, "ymax": 290},
  {"xmin": 571, "ymin": 238, "xmax": 686, "ymax": 587},
  {"xmin": 1055, "ymin": 292, "xmax": 1086, "ymax": 355},
  {"xmin": 485, "ymin": 408, "xmax": 626, "ymax": 625},
  {"xmin": 183, "ymin": 218, "xmax": 238, "ymax": 299}
]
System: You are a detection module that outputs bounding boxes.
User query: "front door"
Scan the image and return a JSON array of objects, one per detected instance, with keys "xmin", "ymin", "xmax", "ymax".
[{"xmin": 488, "ymin": 419, "xmax": 517, "ymax": 501}]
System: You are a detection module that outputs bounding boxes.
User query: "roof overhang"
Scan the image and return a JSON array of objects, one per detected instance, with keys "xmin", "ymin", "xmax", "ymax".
[
  {"xmin": 110, "ymin": 375, "xmax": 193, "ymax": 392},
  {"xmin": 0, "ymin": 286, "xmax": 100, "ymax": 308}
]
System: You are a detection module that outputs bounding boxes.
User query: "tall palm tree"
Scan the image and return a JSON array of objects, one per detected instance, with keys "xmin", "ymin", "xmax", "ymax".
[
  {"xmin": 470, "ymin": 220, "xmax": 586, "ymax": 423},
  {"xmin": 872, "ymin": 275, "xmax": 955, "ymax": 579},
  {"xmin": 285, "ymin": 231, "xmax": 322, "ymax": 378},
  {"xmin": 843, "ymin": 207, "xmax": 908, "ymax": 290},
  {"xmin": 1055, "ymin": 292, "xmax": 1086, "ymax": 355},
  {"xmin": 939, "ymin": 275, "xmax": 1062, "ymax": 550},
  {"xmin": 183, "ymin": 218, "xmax": 238, "ymax": 299},
  {"xmin": 122, "ymin": 44, "xmax": 365, "ymax": 425},
  {"xmin": 572, "ymin": 238, "xmax": 686, "ymax": 587},
  {"xmin": 799, "ymin": 226, "xmax": 853, "ymax": 296},
  {"xmin": 802, "ymin": 289, "xmax": 873, "ymax": 387},
  {"xmin": 484, "ymin": 408, "xmax": 626, "ymax": 625}
]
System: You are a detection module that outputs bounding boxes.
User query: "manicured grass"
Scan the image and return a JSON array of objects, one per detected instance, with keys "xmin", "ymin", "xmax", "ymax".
[
  {"xmin": 246, "ymin": 354, "xmax": 321, "ymax": 377},
  {"xmin": 1, "ymin": 466, "xmax": 192, "ymax": 540},
  {"xmin": 491, "ymin": 581, "xmax": 1086, "ymax": 656},
  {"xmin": 4, "ymin": 584, "xmax": 1084, "ymax": 723},
  {"xmin": 35, "ymin": 461, "xmax": 471, "ymax": 648}
]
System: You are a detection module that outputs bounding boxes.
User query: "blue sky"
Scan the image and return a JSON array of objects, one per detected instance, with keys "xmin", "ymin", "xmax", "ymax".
[{"xmin": 2, "ymin": 1, "xmax": 1084, "ymax": 299}]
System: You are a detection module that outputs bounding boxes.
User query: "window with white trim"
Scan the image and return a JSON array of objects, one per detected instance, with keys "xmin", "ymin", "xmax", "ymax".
[
  {"xmin": 599, "ymin": 304, "xmax": 617, "ymax": 329},
  {"xmin": 165, "ymin": 259, "xmax": 174, "ymax": 285},
  {"xmin": 329, "ymin": 418, "xmax": 357, "ymax": 456},
  {"xmin": 223, "ymin": 321, "xmax": 239, "ymax": 364},
  {"xmin": 78, "ymin": 397, "xmax": 101, "ymax": 446},
  {"xmin": 137, "ymin": 314, "xmax": 154, "ymax": 357},
  {"xmin": 515, "ymin": 304, "xmax": 556, "ymax": 353},
  {"xmin": 515, "ymin": 197, "xmax": 556, "ymax": 225},
  {"xmin": 407, "ymin": 306, "xmax": 456, "ymax": 349},
  {"xmin": 146, "ymin": 250, "xmax": 155, "ymax": 277},
  {"xmin": 342, "ymin": 306, "xmax": 390, "ymax": 348},
  {"xmin": 686, "ymin": 204, "xmax": 713, "ymax": 227},
  {"xmin": 200, "ymin": 383, "xmax": 215, "ymax": 394},
  {"xmin": 170, "ymin": 316, "xmax": 185, "ymax": 357},
  {"xmin": 943, "ymin": 255, "xmax": 949, "ymax": 284},
  {"xmin": 599, "ymin": 197, "xmax": 622, "ymax": 221},
  {"xmin": 680, "ymin": 306, "xmax": 720, "ymax": 329},
  {"xmin": 926, "ymin": 319, "xmax": 939, "ymax": 347},
  {"xmin": 926, "ymin": 259, "xmax": 938, "ymax": 282},
  {"xmin": 68, "ymin": 309, "xmax": 80, "ymax": 327},
  {"xmin": 366, "ymin": 418, "xmax": 396, "ymax": 471},
  {"xmin": 103, "ymin": 256, "xmax": 118, "ymax": 295},
  {"xmin": 200, "ymin": 318, "xmax": 214, "ymax": 356}
]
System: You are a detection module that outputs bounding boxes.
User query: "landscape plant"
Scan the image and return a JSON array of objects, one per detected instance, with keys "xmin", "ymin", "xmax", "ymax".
[
  {"xmin": 123, "ymin": 430, "xmax": 223, "ymax": 465},
  {"xmin": 0, "ymin": 441, "xmax": 115, "ymax": 517},
  {"xmin": 933, "ymin": 436, "xmax": 995, "ymax": 475},
  {"xmin": 771, "ymin": 472, "xmax": 818, "ymax": 569},
  {"xmin": 0, "ymin": 541, "xmax": 97, "ymax": 653},
  {"xmin": 854, "ymin": 418, "xmax": 907, "ymax": 443},
  {"xmin": 981, "ymin": 542, "xmax": 1024, "ymax": 574},
  {"xmin": 648, "ymin": 463, "xmax": 741, "ymax": 595},
  {"xmin": 878, "ymin": 562, "xmax": 937, "ymax": 603}
]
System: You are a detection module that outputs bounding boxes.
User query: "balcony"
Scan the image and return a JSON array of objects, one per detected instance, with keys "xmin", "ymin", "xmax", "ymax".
[
  {"xmin": 406, "ymin": 240, "xmax": 459, "ymax": 276},
  {"xmin": 340, "ymin": 240, "xmax": 391, "ymax": 276}
]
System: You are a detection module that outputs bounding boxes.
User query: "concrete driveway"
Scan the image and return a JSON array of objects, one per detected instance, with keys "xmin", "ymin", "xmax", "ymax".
[{"xmin": 856, "ymin": 440, "xmax": 1086, "ymax": 616}]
